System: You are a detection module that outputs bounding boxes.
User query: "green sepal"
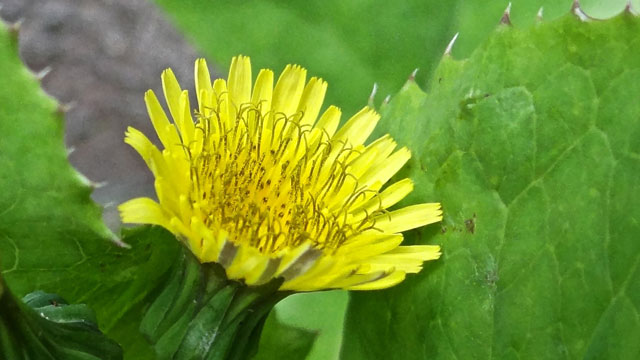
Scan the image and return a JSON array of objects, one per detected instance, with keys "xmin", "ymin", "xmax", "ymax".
[
  {"xmin": 141, "ymin": 247, "xmax": 289, "ymax": 360},
  {"xmin": 0, "ymin": 276, "xmax": 122, "ymax": 360}
]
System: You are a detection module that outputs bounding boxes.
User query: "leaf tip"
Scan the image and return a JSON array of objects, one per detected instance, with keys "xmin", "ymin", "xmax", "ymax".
[
  {"xmin": 408, "ymin": 68, "xmax": 419, "ymax": 82},
  {"xmin": 34, "ymin": 66, "xmax": 51, "ymax": 82},
  {"xmin": 56, "ymin": 101, "xmax": 76, "ymax": 115},
  {"xmin": 111, "ymin": 234, "xmax": 131, "ymax": 249},
  {"xmin": 73, "ymin": 170, "xmax": 107, "ymax": 193},
  {"xmin": 537, "ymin": 7, "xmax": 544, "ymax": 21},
  {"xmin": 500, "ymin": 2, "xmax": 512, "ymax": 25},
  {"xmin": 444, "ymin": 32, "xmax": 459, "ymax": 56},
  {"xmin": 74, "ymin": 171, "xmax": 93, "ymax": 188},
  {"xmin": 8, "ymin": 18, "xmax": 23, "ymax": 42},
  {"xmin": 625, "ymin": 1, "xmax": 637, "ymax": 15},
  {"xmin": 90, "ymin": 180, "xmax": 108, "ymax": 190},
  {"xmin": 571, "ymin": 0, "xmax": 592, "ymax": 21},
  {"xmin": 368, "ymin": 82, "xmax": 378, "ymax": 108},
  {"xmin": 382, "ymin": 94, "xmax": 391, "ymax": 105}
]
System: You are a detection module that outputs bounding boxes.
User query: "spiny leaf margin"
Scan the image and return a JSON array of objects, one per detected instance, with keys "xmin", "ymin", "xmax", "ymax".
[
  {"xmin": 0, "ymin": 20, "xmax": 181, "ymax": 358},
  {"xmin": 343, "ymin": 11, "xmax": 640, "ymax": 360}
]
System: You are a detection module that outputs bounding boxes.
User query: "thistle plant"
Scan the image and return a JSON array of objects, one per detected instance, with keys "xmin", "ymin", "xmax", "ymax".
[{"xmin": 1, "ymin": 1, "xmax": 640, "ymax": 359}]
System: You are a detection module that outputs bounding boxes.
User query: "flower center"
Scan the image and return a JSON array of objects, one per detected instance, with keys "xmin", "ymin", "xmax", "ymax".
[{"xmin": 188, "ymin": 104, "xmax": 380, "ymax": 254}]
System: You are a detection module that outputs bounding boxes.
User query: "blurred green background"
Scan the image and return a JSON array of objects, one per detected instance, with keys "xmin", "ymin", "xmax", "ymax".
[
  {"xmin": 149, "ymin": 0, "xmax": 638, "ymax": 358},
  {"xmin": 155, "ymin": 0, "xmax": 634, "ymax": 116}
]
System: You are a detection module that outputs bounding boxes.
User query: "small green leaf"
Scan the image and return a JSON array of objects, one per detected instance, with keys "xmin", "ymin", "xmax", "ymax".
[
  {"xmin": 253, "ymin": 310, "xmax": 317, "ymax": 360},
  {"xmin": 0, "ymin": 275, "xmax": 122, "ymax": 360},
  {"xmin": 343, "ymin": 13, "xmax": 640, "ymax": 359}
]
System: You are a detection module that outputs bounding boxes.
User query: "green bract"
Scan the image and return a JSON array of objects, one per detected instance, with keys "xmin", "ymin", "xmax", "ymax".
[{"xmin": 343, "ymin": 12, "xmax": 640, "ymax": 359}]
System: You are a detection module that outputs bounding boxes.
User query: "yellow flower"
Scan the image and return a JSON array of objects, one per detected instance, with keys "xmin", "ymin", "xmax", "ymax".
[{"xmin": 119, "ymin": 56, "xmax": 442, "ymax": 291}]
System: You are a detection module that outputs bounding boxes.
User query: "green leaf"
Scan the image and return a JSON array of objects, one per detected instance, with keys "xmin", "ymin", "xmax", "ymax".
[
  {"xmin": 0, "ymin": 21, "xmax": 181, "ymax": 357},
  {"xmin": 271, "ymin": 291, "xmax": 348, "ymax": 360},
  {"xmin": 343, "ymin": 13, "xmax": 640, "ymax": 359},
  {"xmin": 253, "ymin": 310, "xmax": 317, "ymax": 360},
  {"xmin": 0, "ymin": 274, "xmax": 122, "ymax": 359}
]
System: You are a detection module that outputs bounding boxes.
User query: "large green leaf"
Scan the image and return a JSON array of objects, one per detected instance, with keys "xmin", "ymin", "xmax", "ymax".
[
  {"xmin": 0, "ymin": 21, "xmax": 181, "ymax": 358},
  {"xmin": 343, "ymin": 11, "xmax": 640, "ymax": 359}
]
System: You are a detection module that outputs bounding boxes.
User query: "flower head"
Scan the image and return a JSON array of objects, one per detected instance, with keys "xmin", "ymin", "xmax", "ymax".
[{"xmin": 119, "ymin": 56, "xmax": 442, "ymax": 291}]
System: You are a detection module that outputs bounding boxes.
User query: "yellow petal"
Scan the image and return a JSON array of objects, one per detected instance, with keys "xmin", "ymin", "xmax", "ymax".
[
  {"xmin": 194, "ymin": 58, "xmax": 212, "ymax": 110},
  {"xmin": 283, "ymin": 263, "xmax": 361, "ymax": 291},
  {"xmin": 330, "ymin": 270, "xmax": 389, "ymax": 289},
  {"xmin": 365, "ymin": 245, "xmax": 441, "ymax": 273},
  {"xmin": 374, "ymin": 203, "xmax": 443, "ymax": 233},
  {"xmin": 226, "ymin": 245, "xmax": 262, "ymax": 280},
  {"xmin": 349, "ymin": 178, "xmax": 414, "ymax": 220},
  {"xmin": 176, "ymin": 90, "xmax": 195, "ymax": 145},
  {"xmin": 332, "ymin": 106, "xmax": 380, "ymax": 147},
  {"xmin": 213, "ymin": 78, "xmax": 231, "ymax": 129},
  {"xmin": 340, "ymin": 234, "xmax": 404, "ymax": 261},
  {"xmin": 228, "ymin": 55, "xmax": 252, "ymax": 107},
  {"xmin": 251, "ymin": 69, "xmax": 274, "ymax": 115},
  {"xmin": 161, "ymin": 68, "xmax": 183, "ymax": 124},
  {"xmin": 192, "ymin": 217, "xmax": 218, "ymax": 262},
  {"xmin": 297, "ymin": 77, "xmax": 327, "ymax": 128},
  {"xmin": 346, "ymin": 135, "xmax": 396, "ymax": 177},
  {"xmin": 272, "ymin": 64, "xmax": 306, "ymax": 117},
  {"xmin": 314, "ymin": 105, "xmax": 341, "ymax": 137},
  {"xmin": 347, "ymin": 270, "xmax": 406, "ymax": 290},
  {"xmin": 359, "ymin": 147, "xmax": 411, "ymax": 190},
  {"xmin": 144, "ymin": 90, "xmax": 181, "ymax": 151},
  {"xmin": 124, "ymin": 126, "xmax": 163, "ymax": 175},
  {"xmin": 275, "ymin": 242, "xmax": 319, "ymax": 281},
  {"xmin": 280, "ymin": 256, "xmax": 336, "ymax": 290},
  {"xmin": 244, "ymin": 256, "xmax": 279, "ymax": 285},
  {"xmin": 118, "ymin": 197, "xmax": 170, "ymax": 227}
]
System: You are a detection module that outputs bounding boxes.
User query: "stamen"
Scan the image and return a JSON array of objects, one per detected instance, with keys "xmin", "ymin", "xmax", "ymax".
[{"xmin": 187, "ymin": 103, "xmax": 384, "ymax": 255}]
